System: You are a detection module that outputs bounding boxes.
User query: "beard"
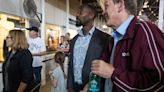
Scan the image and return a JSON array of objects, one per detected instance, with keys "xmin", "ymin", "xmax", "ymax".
[
  {"xmin": 76, "ymin": 16, "xmax": 89, "ymax": 27},
  {"xmin": 76, "ymin": 19, "xmax": 82, "ymax": 27}
]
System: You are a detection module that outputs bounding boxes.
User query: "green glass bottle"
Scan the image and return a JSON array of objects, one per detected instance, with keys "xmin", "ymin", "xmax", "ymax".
[{"xmin": 88, "ymin": 73, "xmax": 100, "ymax": 92}]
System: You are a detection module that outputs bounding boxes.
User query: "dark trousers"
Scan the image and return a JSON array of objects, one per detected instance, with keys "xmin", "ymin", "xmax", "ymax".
[
  {"xmin": 74, "ymin": 83, "xmax": 83, "ymax": 92},
  {"xmin": 33, "ymin": 66, "xmax": 42, "ymax": 92}
]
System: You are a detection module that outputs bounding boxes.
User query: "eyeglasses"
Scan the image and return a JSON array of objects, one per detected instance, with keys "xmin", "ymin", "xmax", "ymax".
[{"xmin": 6, "ymin": 36, "xmax": 12, "ymax": 39}]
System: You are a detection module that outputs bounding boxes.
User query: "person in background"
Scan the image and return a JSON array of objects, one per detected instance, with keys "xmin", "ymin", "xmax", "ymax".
[
  {"xmin": 65, "ymin": 32, "xmax": 71, "ymax": 43},
  {"xmin": 49, "ymin": 51, "xmax": 67, "ymax": 92},
  {"xmin": 2, "ymin": 30, "xmax": 34, "ymax": 92},
  {"xmin": 57, "ymin": 36, "xmax": 69, "ymax": 53},
  {"xmin": 67, "ymin": 4, "xmax": 112, "ymax": 92},
  {"xmin": 26, "ymin": 26, "xmax": 46, "ymax": 92},
  {"xmin": 64, "ymin": 32, "xmax": 71, "ymax": 56},
  {"xmin": 57, "ymin": 35, "xmax": 70, "ymax": 78},
  {"xmin": 89, "ymin": 0, "xmax": 164, "ymax": 91},
  {"xmin": 3, "ymin": 39, "xmax": 9, "ymax": 60},
  {"xmin": 59, "ymin": 36, "xmax": 65, "ymax": 48}
]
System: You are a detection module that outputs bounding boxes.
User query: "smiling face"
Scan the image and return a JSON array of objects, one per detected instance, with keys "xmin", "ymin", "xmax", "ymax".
[{"xmin": 103, "ymin": 0, "xmax": 120, "ymax": 28}]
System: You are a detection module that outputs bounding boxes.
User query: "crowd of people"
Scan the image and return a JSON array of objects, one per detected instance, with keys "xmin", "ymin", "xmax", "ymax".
[{"xmin": 2, "ymin": 0, "xmax": 164, "ymax": 92}]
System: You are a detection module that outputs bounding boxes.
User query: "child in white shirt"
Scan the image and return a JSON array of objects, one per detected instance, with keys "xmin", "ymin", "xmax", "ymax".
[{"xmin": 50, "ymin": 52, "xmax": 67, "ymax": 92}]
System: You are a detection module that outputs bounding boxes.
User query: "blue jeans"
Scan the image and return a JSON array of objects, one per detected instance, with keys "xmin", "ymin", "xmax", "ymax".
[{"xmin": 33, "ymin": 66, "xmax": 42, "ymax": 92}]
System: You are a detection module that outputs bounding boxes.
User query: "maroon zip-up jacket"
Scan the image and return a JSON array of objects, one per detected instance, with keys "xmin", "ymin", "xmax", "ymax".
[{"xmin": 101, "ymin": 17, "xmax": 164, "ymax": 92}]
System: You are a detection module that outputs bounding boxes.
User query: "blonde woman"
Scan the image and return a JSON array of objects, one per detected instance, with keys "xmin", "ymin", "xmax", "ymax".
[{"xmin": 2, "ymin": 30, "xmax": 34, "ymax": 92}]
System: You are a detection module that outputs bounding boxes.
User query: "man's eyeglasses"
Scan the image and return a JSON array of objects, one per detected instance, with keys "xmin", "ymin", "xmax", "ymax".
[{"xmin": 6, "ymin": 36, "xmax": 12, "ymax": 39}]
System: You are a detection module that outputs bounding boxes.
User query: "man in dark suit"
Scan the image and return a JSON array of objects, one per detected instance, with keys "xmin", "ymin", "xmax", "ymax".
[{"xmin": 67, "ymin": 4, "xmax": 113, "ymax": 92}]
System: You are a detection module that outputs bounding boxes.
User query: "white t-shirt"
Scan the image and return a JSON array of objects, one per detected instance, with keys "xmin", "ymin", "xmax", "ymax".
[
  {"xmin": 51, "ymin": 66, "xmax": 66, "ymax": 92},
  {"xmin": 28, "ymin": 37, "xmax": 46, "ymax": 67}
]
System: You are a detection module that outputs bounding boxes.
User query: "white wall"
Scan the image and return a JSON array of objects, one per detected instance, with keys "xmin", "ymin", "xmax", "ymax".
[
  {"xmin": 45, "ymin": 2, "xmax": 66, "ymax": 26},
  {"xmin": 0, "ymin": 0, "xmax": 25, "ymax": 17},
  {"xmin": 0, "ymin": 0, "xmax": 42, "ymax": 19},
  {"xmin": 0, "ymin": 0, "xmax": 78, "ymax": 28},
  {"xmin": 0, "ymin": 0, "xmax": 84, "ymax": 37},
  {"xmin": 45, "ymin": 2, "xmax": 80, "ymax": 38}
]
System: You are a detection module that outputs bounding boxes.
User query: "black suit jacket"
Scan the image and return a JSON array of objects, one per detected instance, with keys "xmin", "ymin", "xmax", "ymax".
[
  {"xmin": 2, "ymin": 49, "xmax": 34, "ymax": 92},
  {"xmin": 67, "ymin": 28, "xmax": 113, "ymax": 91}
]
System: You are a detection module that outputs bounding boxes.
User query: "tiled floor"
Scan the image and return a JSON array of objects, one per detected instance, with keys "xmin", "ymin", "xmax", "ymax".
[{"xmin": 40, "ymin": 77, "xmax": 51, "ymax": 92}]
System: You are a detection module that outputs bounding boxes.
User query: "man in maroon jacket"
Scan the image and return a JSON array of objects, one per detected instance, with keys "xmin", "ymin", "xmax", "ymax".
[{"xmin": 90, "ymin": 0, "xmax": 164, "ymax": 92}]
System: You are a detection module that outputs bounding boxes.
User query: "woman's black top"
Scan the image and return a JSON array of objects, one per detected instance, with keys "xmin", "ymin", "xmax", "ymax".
[{"xmin": 2, "ymin": 49, "xmax": 34, "ymax": 92}]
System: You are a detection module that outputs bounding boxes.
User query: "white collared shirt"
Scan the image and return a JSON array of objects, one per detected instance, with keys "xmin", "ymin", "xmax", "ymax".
[{"xmin": 73, "ymin": 26, "xmax": 95, "ymax": 84}]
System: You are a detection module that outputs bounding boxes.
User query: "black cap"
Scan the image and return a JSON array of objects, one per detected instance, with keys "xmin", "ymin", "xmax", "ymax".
[{"xmin": 26, "ymin": 27, "xmax": 39, "ymax": 32}]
